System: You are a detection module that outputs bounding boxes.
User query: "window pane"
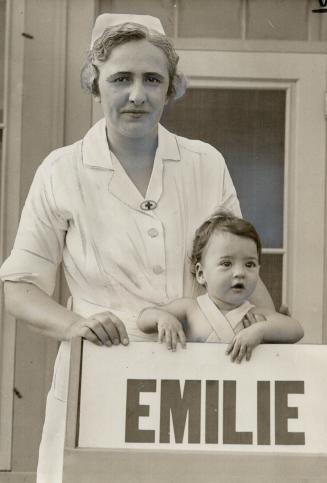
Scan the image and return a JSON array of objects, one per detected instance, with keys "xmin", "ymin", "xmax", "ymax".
[
  {"xmin": 161, "ymin": 88, "xmax": 285, "ymax": 248},
  {"xmin": 247, "ymin": 0, "xmax": 308, "ymax": 41},
  {"xmin": 260, "ymin": 254, "xmax": 283, "ymax": 310},
  {"xmin": 178, "ymin": 0, "xmax": 243, "ymax": 39},
  {"xmin": 99, "ymin": 0, "xmax": 175, "ymax": 37}
]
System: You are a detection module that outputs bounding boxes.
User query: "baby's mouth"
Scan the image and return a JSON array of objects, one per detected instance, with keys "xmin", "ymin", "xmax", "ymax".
[{"xmin": 231, "ymin": 282, "xmax": 245, "ymax": 290}]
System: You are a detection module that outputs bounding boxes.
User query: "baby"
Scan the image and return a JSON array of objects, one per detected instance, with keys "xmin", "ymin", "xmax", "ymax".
[{"xmin": 137, "ymin": 211, "xmax": 303, "ymax": 362}]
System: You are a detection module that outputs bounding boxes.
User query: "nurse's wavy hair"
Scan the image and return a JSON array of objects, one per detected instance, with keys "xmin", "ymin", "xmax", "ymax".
[
  {"xmin": 190, "ymin": 211, "xmax": 262, "ymax": 276},
  {"xmin": 81, "ymin": 22, "xmax": 187, "ymax": 101}
]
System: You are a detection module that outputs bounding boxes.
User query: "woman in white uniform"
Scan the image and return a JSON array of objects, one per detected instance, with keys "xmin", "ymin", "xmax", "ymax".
[{"xmin": 0, "ymin": 13, "xmax": 274, "ymax": 482}]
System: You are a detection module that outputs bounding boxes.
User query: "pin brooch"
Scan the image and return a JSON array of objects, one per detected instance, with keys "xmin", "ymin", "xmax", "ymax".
[{"xmin": 140, "ymin": 200, "xmax": 157, "ymax": 211}]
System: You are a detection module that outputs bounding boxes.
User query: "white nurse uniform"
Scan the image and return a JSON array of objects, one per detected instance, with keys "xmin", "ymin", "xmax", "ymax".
[{"xmin": 0, "ymin": 118, "xmax": 241, "ymax": 482}]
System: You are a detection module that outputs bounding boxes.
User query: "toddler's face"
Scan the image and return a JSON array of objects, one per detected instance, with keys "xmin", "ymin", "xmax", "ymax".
[{"xmin": 196, "ymin": 231, "xmax": 260, "ymax": 310}]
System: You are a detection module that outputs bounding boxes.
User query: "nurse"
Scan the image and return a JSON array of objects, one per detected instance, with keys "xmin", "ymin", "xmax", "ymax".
[{"xmin": 0, "ymin": 13, "xmax": 274, "ymax": 483}]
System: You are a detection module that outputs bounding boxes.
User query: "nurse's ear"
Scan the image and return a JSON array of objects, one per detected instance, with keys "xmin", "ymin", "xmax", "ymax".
[
  {"xmin": 164, "ymin": 87, "xmax": 170, "ymax": 105},
  {"xmin": 93, "ymin": 76, "xmax": 101, "ymax": 103},
  {"xmin": 195, "ymin": 263, "xmax": 206, "ymax": 286},
  {"xmin": 81, "ymin": 62, "xmax": 101, "ymax": 101},
  {"xmin": 168, "ymin": 72, "xmax": 188, "ymax": 103},
  {"xmin": 92, "ymin": 79, "xmax": 101, "ymax": 103}
]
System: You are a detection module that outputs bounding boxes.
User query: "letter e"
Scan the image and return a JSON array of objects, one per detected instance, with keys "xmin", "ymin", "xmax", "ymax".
[
  {"xmin": 275, "ymin": 381, "xmax": 305, "ymax": 445},
  {"xmin": 125, "ymin": 379, "xmax": 156, "ymax": 443}
]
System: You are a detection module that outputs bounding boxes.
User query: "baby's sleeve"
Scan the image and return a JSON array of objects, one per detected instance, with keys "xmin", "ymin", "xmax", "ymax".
[{"xmin": 0, "ymin": 160, "xmax": 68, "ymax": 296}]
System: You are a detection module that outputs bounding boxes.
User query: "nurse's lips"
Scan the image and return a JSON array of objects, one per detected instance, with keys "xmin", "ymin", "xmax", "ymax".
[{"xmin": 121, "ymin": 109, "xmax": 149, "ymax": 118}]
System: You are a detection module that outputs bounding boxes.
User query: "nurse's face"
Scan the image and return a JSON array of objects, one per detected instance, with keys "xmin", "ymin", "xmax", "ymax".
[{"xmin": 96, "ymin": 39, "xmax": 170, "ymax": 140}]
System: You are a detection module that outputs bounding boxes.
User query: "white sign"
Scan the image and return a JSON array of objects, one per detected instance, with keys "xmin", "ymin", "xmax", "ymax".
[{"xmin": 78, "ymin": 342, "xmax": 327, "ymax": 454}]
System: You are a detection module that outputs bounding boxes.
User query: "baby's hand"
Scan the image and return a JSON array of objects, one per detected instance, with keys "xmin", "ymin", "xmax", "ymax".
[
  {"xmin": 226, "ymin": 323, "xmax": 265, "ymax": 363},
  {"xmin": 157, "ymin": 311, "xmax": 186, "ymax": 351}
]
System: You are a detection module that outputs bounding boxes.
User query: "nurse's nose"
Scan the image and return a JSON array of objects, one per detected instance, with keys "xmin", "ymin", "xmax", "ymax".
[{"xmin": 129, "ymin": 79, "xmax": 146, "ymax": 105}]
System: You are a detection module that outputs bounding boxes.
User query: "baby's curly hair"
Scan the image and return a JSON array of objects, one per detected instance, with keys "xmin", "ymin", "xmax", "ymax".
[{"xmin": 190, "ymin": 210, "xmax": 262, "ymax": 275}]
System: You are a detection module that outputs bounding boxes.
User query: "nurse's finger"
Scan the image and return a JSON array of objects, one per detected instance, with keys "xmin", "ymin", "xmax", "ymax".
[
  {"xmin": 94, "ymin": 312, "xmax": 127, "ymax": 345},
  {"xmin": 79, "ymin": 326, "xmax": 103, "ymax": 346},
  {"xmin": 242, "ymin": 315, "xmax": 249, "ymax": 328},
  {"xmin": 102, "ymin": 312, "xmax": 129, "ymax": 346},
  {"xmin": 178, "ymin": 329, "xmax": 186, "ymax": 349},
  {"xmin": 109, "ymin": 312, "xmax": 130, "ymax": 345},
  {"xmin": 88, "ymin": 320, "xmax": 113, "ymax": 346},
  {"xmin": 98, "ymin": 319, "xmax": 120, "ymax": 345},
  {"xmin": 243, "ymin": 313, "xmax": 255, "ymax": 328}
]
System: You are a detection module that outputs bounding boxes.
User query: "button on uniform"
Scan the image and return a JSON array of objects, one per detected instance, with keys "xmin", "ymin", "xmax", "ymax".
[
  {"xmin": 148, "ymin": 228, "xmax": 159, "ymax": 238},
  {"xmin": 153, "ymin": 265, "xmax": 164, "ymax": 275}
]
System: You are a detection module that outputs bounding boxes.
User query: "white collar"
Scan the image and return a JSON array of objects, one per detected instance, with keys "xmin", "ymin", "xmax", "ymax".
[{"xmin": 81, "ymin": 118, "xmax": 181, "ymax": 170}]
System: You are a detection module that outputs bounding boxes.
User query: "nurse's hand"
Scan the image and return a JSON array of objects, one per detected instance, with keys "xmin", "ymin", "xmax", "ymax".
[{"xmin": 67, "ymin": 311, "xmax": 129, "ymax": 347}]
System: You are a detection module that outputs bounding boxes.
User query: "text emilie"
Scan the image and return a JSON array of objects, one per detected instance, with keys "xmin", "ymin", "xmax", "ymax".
[{"xmin": 125, "ymin": 379, "xmax": 305, "ymax": 445}]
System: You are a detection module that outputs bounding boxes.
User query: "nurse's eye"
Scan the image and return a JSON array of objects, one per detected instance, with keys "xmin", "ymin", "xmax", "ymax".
[
  {"xmin": 112, "ymin": 75, "xmax": 130, "ymax": 83},
  {"xmin": 145, "ymin": 75, "xmax": 162, "ymax": 84}
]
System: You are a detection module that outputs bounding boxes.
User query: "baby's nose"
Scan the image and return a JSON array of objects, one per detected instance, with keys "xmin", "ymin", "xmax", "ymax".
[{"xmin": 233, "ymin": 265, "xmax": 245, "ymax": 277}]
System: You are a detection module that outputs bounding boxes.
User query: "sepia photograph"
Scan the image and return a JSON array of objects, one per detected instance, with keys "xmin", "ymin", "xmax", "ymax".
[{"xmin": 0, "ymin": 0, "xmax": 326, "ymax": 482}]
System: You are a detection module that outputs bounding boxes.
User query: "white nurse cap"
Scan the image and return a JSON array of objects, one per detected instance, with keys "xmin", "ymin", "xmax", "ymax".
[{"xmin": 91, "ymin": 13, "xmax": 165, "ymax": 47}]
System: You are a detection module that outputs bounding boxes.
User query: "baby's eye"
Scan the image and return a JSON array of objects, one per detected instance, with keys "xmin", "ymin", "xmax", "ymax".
[
  {"xmin": 245, "ymin": 261, "xmax": 257, "ymax": 268},
  {"xmin": 220, "ymin": 261, "xmax": 232, "ymax": 267}
]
